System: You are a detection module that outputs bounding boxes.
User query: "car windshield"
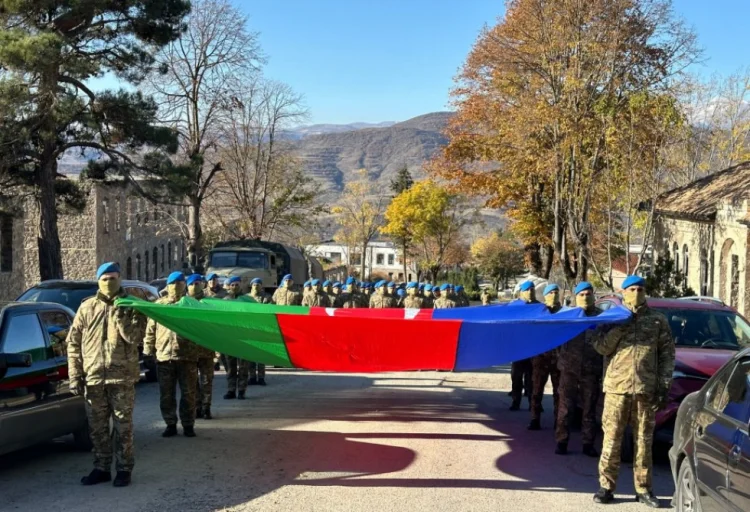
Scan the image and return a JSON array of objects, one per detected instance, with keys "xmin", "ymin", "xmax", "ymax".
[
  {"xmin": 17, "ymin": 286, "xmax": 97, "ymax": 312},
  {"xmin": 660, "ymin": 308, "xmax": 750, "ymax": 350},
  {"xmin": 210, "ymin": 251, "xmax": 268, "ymax": 269}
]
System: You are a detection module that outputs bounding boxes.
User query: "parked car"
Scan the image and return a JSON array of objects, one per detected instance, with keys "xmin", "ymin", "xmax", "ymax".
[
  {"xmin": 0, "ymin": 302, "xmax": 91, "ymax": 456},
  {"xmin": 597, "ymin": 296, "xmax": 750, "ymax": 460},
  {"xmin": 678, "ymin": 295, "xmax": 734, "ymax": 309},
  {"xmin": 669, "ymin": 347, "xmax": 750, "ymax": 512},
  {"xmin": 17, "ymin": 280, "xmax": 160, "ymax": 382}
]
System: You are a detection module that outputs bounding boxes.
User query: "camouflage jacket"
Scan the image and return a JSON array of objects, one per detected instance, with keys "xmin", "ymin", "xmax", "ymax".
[
  {"xmin": 422, "ymin": 296, "xmax": 434, "ymax": 308},
  {"xmin": 433, "ymin": 297, "xmax": 456, "ymax": 309},
  {"xmin": 593, "ymin": 304, "xmax": 675, "ymax": 396},
  {"xmin": 248, "ymin": 290, "xmax": 272, "ymax": 304},
  {"xmin": 66, "ymin": 290, "xmax": 146, "ymax": 386},
  {"xmin": 557, "ymin": 307, "xmax": 603, "ymax": 375},
  {"xmin": 456, "ymin": 294, "xmax": 470, "ymax": 307},
  {"xmin": 334, "ymin": 292, "xmax": 366, "ymax": 308},
  {"xmin": 205, "ymin": 286, "xmax": 227, "ymax": 299},
  {"xmin": 189, "ymin": 291, "xmax": 215, "ymax": 360},
  {"xmin": 481, "ymin": 292, "xmax": 491, "ymax": 305},
  {"xmin": 273, "ymin": 288, "xmax": 301, "ymax": 306},
  {"xmin": 302, "ymin": 291, "xmax": 331, "ymax": 307},
  {"xmin": 403, "ymin": 295, "xmax": 425, "ymax": 309},
  {"xmin": 144, "ymin": 296, "xmax": 199, "ymax": 362},
  {"xmin": 369, "ymin": 294, "xmax": 396, "ymax": 309}
]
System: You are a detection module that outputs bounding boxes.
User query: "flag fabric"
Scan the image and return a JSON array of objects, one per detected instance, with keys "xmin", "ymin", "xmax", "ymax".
[{"xmin": 116, "ymin": 297, "xmax": 631, "ymax": 372}]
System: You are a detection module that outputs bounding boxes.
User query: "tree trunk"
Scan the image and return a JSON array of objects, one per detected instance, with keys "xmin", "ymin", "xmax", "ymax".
[
  {"xmin": 360, "ymin": 242, "xmax": 367, "ymax": 280},
  {"xmin": 540, "ymin": 244, "xmax": 554, "ymax": 279},
  {"xmin": 37, "ymin": 159, "xmax": 63, "ymax": 280},
  {"xmin": 188, "ymin": 195, "xmax": 203, "ymax": 272},
  {"xmin": 402, "ymin": 239, "xmax": 408, "ymax": 281},
  {"xmin": 524, "ymin": 242, "xmax": 542, "ymax": 276}
]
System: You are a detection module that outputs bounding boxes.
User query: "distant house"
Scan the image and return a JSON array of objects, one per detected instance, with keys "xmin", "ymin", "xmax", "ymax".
[
  {"xmin": 305, "ymin": 239, "xmax": 418, "ymax": 282},
  {"xmin": 610, "ymin": 254, "xmax": 641, "ymax": 290},
  {"xmin": 653, "ymin": 161, "xmax": 750, "ymax": 316}
]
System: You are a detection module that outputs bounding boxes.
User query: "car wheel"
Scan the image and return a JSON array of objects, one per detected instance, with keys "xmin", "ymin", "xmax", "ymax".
[
  {"xmin": 620, "ymin": 426, "xmax": 634, "ymax": 463},
  {"xmin": 73, "ymin": 421, "xmax": 93, "ymax": 451},
  {"xmin": 676, "ymin": 458, "xmax": 702, "ymax": 512}
]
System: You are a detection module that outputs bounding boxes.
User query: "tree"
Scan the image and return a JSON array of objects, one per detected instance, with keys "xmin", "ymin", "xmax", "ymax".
[
  {"xmin": 331, "ymin": 169, "xmax": 388, "ymax": 278},
  {"xmin": 145, "ymin": 0, "xmax": 263, "ymax": 269},
  {"xmin": 645, "ymin": 254, "xmax": 695, "ymax": 298},
  {"xmin": 471, "ymin": 231, "xmax": 526, "ymax": 290},
  {"xmin": 0, "ymin": 0, "xmax": 190, "ymax": 280},
  {"xmin": 381, "ymin": 180, "xmax": 464, "ymax": 281},
  {"xmin": 388, "ymin": 165, "xmax": 414, "ymax": 280},
  {"xmin": 390, "ymin": 166, "xmax": 414, "ymax": 195}
]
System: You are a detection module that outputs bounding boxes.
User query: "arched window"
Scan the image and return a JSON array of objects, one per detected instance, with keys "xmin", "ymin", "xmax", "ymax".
[
  {"xmin": 700, "ymin": 249, "xmax": 709, "ymax": 295},
  {"xmin": 144, "ymin": 251, "xmax": 149, "ymax": 281},
  {"xmin": 115, "ymin": 197, "xmax": 121, "ymax": 231},
  {"xmin": 672, "ymin": 242, "xmax": 679, "ymax": 272},
  {"xmin": 161, "ymin": 244, "xmax": 165, "ymax": 272},
  {"xmin": 152, "ymin": 247, "xmax": 158, "ymax": 279},
  {"xmin": 136, "ymin": 254, "xmax": 141, "ymax": 281},
  {"xmin": 683, "ymin": 245, "xmax": 689, "ymax": 277},
  {"xmin": 102, "ymin": 198, "xmax": 110, "ymax": 234},
  {"xmin": 154, "ymin": 206, "xmax": 159, "ymax": 221},
  {"xmin": 168, "ymin": 242, "xmax": 172, "ymax": 269},
  {"xmin": 126, "ymin": 257, "xmax": 132, "ymax": 280}
]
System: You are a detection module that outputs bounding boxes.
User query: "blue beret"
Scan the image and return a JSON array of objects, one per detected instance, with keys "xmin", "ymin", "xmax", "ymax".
[
  {"xmin": 374, "ymin": 280, "xmax": 384, "ymax": 289},
  {"xmin": 455, "ymin": 285, "xmax": 464, "ymax": 292},
  {"xmin": 323, "ymin": 280, "xmax": 331, "ymax": 287},
  {"xmin": 303, "ymin": 280, "xmax": 311, "ymax": 287},
  {"xmin": 186, "ymin": 274, "xmax": 203, "ymax": 286},
  {"xmin": 397, "ymin": 289, "xmax": 406, "ymax": 297},
  {"xmin": 167, "ymin": 271, "xmax": 185, "ymax": 284},
  {"xmin": 332, "ymin": 282, "xmax": 341, "ymax": 289},
  {"xmin": 311, "ymin": 279, "xmax": 320, "ymax": 286},
  {"xmin": 622, "ymin": 275, "xmax": 646, "ymax": 289},
  {"xmin": 206, "ymin": 272, "xmax": 218, "ymax": 281},
  {"xmin": 387, "ymin": 281, "xmax": 395, "ymax": 288},
  {"xmin": 96, "ymin": 262, "xmax": 120, "ymax": 279},
  {"xmin": 543, "ymin": 284, "xmax": 559, "ymax": 296},
  {"xmin": 227, "ymin": 276, "xmax": 241, "ymax": 285},
  {"xmin": 345, "ymin": 277, "xmax": 356, "ymax": 285},
  {"xmin": 406, "ymin": 282, "xmax": 417, "ymax": 289},
  {"xmin": 519, "ymin": 281, "xmax": 534, "ymax": 292},
  {"xmin": 439, "ymin": 283, "xmax": 450, "ymax": 291},
  {"xmin": 281, "ymin": 274, "xmax": 292, "ymax": 282},
  {"xmin": 574, "ymin": 281, "xmax": 593, "ymax": 295},
  {"xmin": 424, "ymin": 284, "xmax": 433, "ymax": 291},
  {"xmin": 250, "ymin": 278, "xmax": 262, "ymax": 285},
  {"xmin": 418, "ymin": 284, "xmax": 425, "ymax": 290}
]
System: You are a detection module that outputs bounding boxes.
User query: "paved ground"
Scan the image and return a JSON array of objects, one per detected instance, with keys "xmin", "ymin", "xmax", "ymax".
[{"xmin": 0, "ymin": 368, "xmax": 675, "ymax": 512}]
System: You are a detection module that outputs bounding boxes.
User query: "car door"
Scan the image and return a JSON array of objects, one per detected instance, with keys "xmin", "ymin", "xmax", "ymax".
[
  {"xmin": 726, "ymin": 358, "xmax": 750, "ymax": 512},
  {"xmin": 0, "ymin": 310, "xmax": 60, "ymax": 454}
]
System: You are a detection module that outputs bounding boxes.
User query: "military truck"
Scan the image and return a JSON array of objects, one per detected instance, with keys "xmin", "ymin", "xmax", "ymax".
[{"xmin": 206, "ymin": 240, "xmax": 309, "ymax": 293}]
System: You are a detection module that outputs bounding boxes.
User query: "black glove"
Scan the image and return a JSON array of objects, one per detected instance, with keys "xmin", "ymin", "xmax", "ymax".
[
  {"xmin": 69, "ymin": 379, "xmax": 84, "ymax": 396},
  {"xmin": 652, "ymin": 391, "xmax": 668, "ymax": 412}
]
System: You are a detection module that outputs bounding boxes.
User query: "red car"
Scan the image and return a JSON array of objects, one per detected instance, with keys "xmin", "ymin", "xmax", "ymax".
[{"xmin": 596, "ymin": 296, "xmax": 750, "ymax": 459}]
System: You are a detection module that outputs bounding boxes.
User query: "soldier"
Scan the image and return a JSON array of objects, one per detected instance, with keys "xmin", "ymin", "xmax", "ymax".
[
  {"xmin": 204, "ymin": 273, "xmax": 227, "ymax": 298},
  {"xmin": 247, "ymin": 277, "xmax": 272, "ymax": 386},
  {"xmin": 510, "ymin": 280, "xmax": 536, "ymax": 411},
  {"xmin": 432, "ymin": 284, "xmax": 441, "ymax": 303},
  {"xmin": 422, "ymin": 284, "xmax": 434, "ymax": 308},
  {"xmin": 592, "ymin": 275, "xmax": 674, "ymax": 507},
  {"xmin": 302, "ymin": 280, "xmax": 312, "ymax": 301},
  {"xmin": 481, "ymin": 288, "xmax": 492, "ymax": 305},
  {"xmin": 273, "ymin": 274, "xmax": 301, "ymax": 305},
  {"xmin": 433, "ymin": 284, "xmax": 456, "ymax": 309},
  {"xmin": 302, "ymin": 278, "xmax": 331, "ymax": 307},
  {"xmin": 370, "ymin": 280, "xmax": 396, "ymax": 308},
  {"xmin": 362, "ymin": 282, "xmax": 372, "ymax": 298},
  {"xmin": 403, "ymin": 282, "xmax": 424, "ymax": 308},
  {"xmin": 334, "ymin": 277, "xmax": 365, "ymax": 308},
  {"xmin": 144, "ymin": 272, "xmax": 200, "ymax": 438},
  {"xmin": 66, "ymin": 262, "xmax": 144, "ymax": 487},
  {"xmin": 187, "ymin": 274, "xmax": 216, "ymax": 420},
  {"xmin": 330, "ymin": 281, "xmax": 342, "ymax": 303},
  {"xmin": 395, "ymin": 288, "xmax": 406, "ymax": 307},
  {"xmin": 455, "ymin": 285, "xmax": 470, "ymax": 307},
  {"xmin": 528, "ymin": 283, "xmax": 562, "ymax": 431},
  {"xmin": 221, "ymin": 276, "xmax": 250, "ymax": 399},
  {"xmin": 386, "ymin": 281, "xmax": 396, "ymax": 299},
  {"xmin": 322, "ymin": 280, "xmax": 333, "ymax": 299},
  {"xmin": 554, "ymin": 281, "xmax": 603, "ymax": 455}
]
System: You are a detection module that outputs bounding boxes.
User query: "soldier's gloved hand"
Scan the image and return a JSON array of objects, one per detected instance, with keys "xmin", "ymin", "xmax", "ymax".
[
  {"xmin": 70, "ymin": 379, "xmax": 84, "ymax": 396},
  {"xmin": 652, "ymin": 391, "xmax": 669, "ymax": 412}
]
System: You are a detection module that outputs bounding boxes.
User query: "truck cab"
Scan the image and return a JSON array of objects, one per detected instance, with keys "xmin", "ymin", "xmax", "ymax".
[{"xmin": 206, "ymin": 246, "xmax": 278, "ymax": 293}]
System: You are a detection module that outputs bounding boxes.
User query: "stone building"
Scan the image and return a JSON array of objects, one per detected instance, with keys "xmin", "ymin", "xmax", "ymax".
[
  {"xmin": 0, "ymin": 181, "xmax": 188, "ymax": 301},
  {"xmin": 653, "ymin": 161, "xmax": 750, "ymax": 316}
]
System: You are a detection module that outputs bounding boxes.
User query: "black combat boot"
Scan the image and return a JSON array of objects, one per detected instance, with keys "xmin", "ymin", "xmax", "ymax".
[
  {"xmin": 162, "ymin": 424, "xmax": 178, "ymax": 438},
  {"xmin": 554, "ymin": 442, "xmax": 568, "ymax": 455},
  {"xmin": 509, "ymin": 400, "xmax": 521, "ymax": 411},
  {"xmin": 203, "ymin": 406, "xmax": 212, "ymax": 420},
  {"xmin": 81, "ymin": 469, "xmax": 111, "ymax": 486},
  {"xmin": 248, "ymin": 377, "xmax": 258, "ymax": 386},
  {"xmin": 258, "ymin": 378, "xmax": 266, "ymax": 386},
  {"xmin": 527, "ymin": 419, "xmax": 541, "ymax": 431},
  {"xmin": 237, "ymin": 390, "xmax": 246, "ymax": 400},
  {"xmin": 183, "ymin": 425, "xmax": 196, "ymax": 437},
  {"xmin": 224, "ymin": 390, "xmax": 236, "ymax": 400},
  {"xmin": 113, "ymin": 471, "xmax": 131, "ymax": 487},
  {"xmin": 593, "ymin": 488, "xmax": 614, "ymax": 504},
  {"xmin": 196, "ymin": 407, "xmax": 204, "ymax": 419},
  {"xmin": 582, "ymin": 444, "xmax": 599, "ymax": 458},
  {"xmin": 635, "ymin": 491, "xmax": 660, "ymax": 508}
]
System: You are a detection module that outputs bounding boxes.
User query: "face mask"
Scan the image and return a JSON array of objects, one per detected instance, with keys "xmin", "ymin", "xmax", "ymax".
[
  {"xmin": 167, "ymin": 282, "xmax": 186, "ymax": 300},
  {"xmin": 98, "ymin": 276, "xmax": 121, "ymax": 298},
  {"xmin": 333, "ymin": 288, "xmax": 340, "ymax": 295},
  {"xmin": 407, "ymin": 288, "xmax": 416, "ymax": 296},
  {"xmin": 188, "ymin": 283, "xmax": 203, "ymax": 297},
  {"xmin": 519, "ymin": 290, "xmax": 535, "ymax": 303},
  {"xmin": 314, "ymin": 285, "xmax": 322, "ymax": 293},
  {"xmin": 283, "ymin": 281, "xmax": 292, "ymax": 289},
  {"xmin": 346, "ymin": 285, "xmax": 355, "ymax": 294},
  {"xmin": 576, "ymin": 294, "xmax": 595, "ymax": 309},
  {"xmin": 623, "ymin": 288, "xmax": 647, "ymax": 308},
  {"xmin": 544, "ymin": 292, "xmax": 560, "ymax": 308},
  {"xmin": 251, "ymin": 284, "xmax": 261, "ymax": 294},
  {"xmin": 229, "ymin": 284, "xmax": 240, "ymax": 295}
]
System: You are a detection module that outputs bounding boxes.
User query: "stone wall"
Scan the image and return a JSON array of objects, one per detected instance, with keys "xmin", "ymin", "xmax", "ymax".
[{"xmin": 0, "ymin": 215, "xmax": 28, "ymax": 301}]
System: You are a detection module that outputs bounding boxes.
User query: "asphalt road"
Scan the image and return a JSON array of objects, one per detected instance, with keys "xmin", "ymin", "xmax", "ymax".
[{"xmin": 0, "ymin": 368, "xmax": 675, "ymax": 512}]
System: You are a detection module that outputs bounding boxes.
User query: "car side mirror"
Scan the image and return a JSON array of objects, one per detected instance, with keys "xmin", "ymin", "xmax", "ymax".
[{"xmin": 0, "ymin": 353, "xmax": 32, "ymax": 369}]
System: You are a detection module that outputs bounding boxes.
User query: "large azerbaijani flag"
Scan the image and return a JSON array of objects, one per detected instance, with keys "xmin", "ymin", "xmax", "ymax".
[{"xmin": 116, "ymin": 296, "xmax": 631, "ymax": 372}]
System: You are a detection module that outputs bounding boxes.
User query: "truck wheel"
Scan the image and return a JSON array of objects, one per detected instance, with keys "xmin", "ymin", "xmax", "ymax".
[
  {"xmin": 620, "ymin": 426, "xmax": 634, "ymax": 463},
  {"xmin": 73, "ymin": 421, "xmax": 93, "ymax": 451}
]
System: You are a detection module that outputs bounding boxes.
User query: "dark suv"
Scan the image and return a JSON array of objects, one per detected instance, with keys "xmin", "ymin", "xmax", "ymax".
[
  {"xmin": 17, "ymin": 280, "xmax": 160, "ymax": 382},
  {"xmin": 0, "ymin": 302, "xmax": 91, "ymax": 456}
]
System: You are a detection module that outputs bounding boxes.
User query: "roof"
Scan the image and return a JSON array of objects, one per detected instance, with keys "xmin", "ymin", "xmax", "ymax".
[{"xmin": 655, "ymin": 161, "xmax": 750, "ymax": 220}]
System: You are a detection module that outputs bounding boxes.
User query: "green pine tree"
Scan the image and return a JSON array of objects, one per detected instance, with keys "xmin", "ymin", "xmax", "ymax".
[{"xmin": 390, "ymin": 166, "xmax": 414, "ymax": 195}]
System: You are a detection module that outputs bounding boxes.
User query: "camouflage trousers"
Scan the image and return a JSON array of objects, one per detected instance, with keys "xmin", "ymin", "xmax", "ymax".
[
  {"xmin": 599, "ymin": 393, "xmax": 656, "ymax": 493},
  {"xmin": 530, "ymin": 351, "xmax": 560, "ymax": 422},
  {"xmin": 157, "ymin": 361, "xmax": 198, "ymax": 427},
  {"xmin": 84, "ymin": 383, "xmax": 135, "ymax": 472},
  {"xmin": 196, "ymin": 357, "xmax": 215, "ymax": 409},
  {"xmin": 511, "ymin": 359, "xmax": 533, "ymax": 404},
  {"xmin": 555, "ymin": 369, "xmax": 601, "ymax": 445},
  {"xmin": 225, "ymin": 356, "xmax": 249, "ymax": 393},
  {"xmin": 249, "ymin": 362, "xmax": 265, "ymax": 380}
]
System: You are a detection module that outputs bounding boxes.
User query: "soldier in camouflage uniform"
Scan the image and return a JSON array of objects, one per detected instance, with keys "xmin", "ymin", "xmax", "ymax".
[
  {"xmin": 403, "ymin": 282, "xmax": 425, "ymax": 308},
  {"xmin": 204, "ymin": 272, "xmax": 227, "ymax": 299},
  {"xmin": 247, "ymin": 277, "xmax": 272, "ymax": 386},
  {"xmin": 330, "ymin": 281, "xmax": 342, "ymax": 304},
  {"xmin": 302, "ymin": 278, "xmax": 332, "ymax": 308},
  {"xmin": 273, "ymin": 274, "xmax": 302, "ymax": 306},
  {"xmin": 186, "ymin": 275, "xmax": 216, "ymax": 420},
  {"xmin": 221, "ymin": 276, "xmax": 250, "ymax": 398},
  {"xmin": 144, "ymin": 272, "xmax": 200, "ymax": 438},
  {"xmin": 334, "ymin": 277, "xmax": 368, "ymax": 308},
  {"xmin": 370, "ymin": 280, "xmax": 396, "ymax": 308},
  {"xmin": 510, "ymin": 280, "xmax": 536, "ymax": 411},
  {"xmin": 481, "ymin": 288, "xmax": 492, "ymax": 305},
  {"xmin": 528, "ymin": 284, "xmax": 562, "ymax": 431},
  {"xmin": 455, "ymin": 285, "xmax": 470, "ymax": 307},
  {"xmin": 554, "ymin": 282, "xmax": 603, "ymax": 455},
  {"xmin": 422, "ymin": 284, "xmax": 434, "ymax": 308},
  {"xmin": 592, "ymin": 275, "xmax": 674, "ymax": 508},
  {"xmin": 322, "ymin": 280, "xmax": 333, "ymax": 301},
  {"xmin": 67, "ymin": 262, "xmax": 145, "ymax": 487},
  {"xmin": 433, "ymin": 283, "xmax": 456, "ymax": 309}
]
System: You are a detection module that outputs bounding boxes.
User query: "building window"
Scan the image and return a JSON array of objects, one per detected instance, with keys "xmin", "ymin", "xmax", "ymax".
[
  {"xmin": 329, "ymin": 252, "xmax": 342, "ymax": 264},
  {"xmin": 126, "ymin": 257, "xmax": 132, "ymax": 280},
  {"xmin": 376, "ymin": 253, "xmax": 384, "ymax": 265},
  {"xmin": 115, "ymin": 197, "xmax": 121, "ymax": 231},
  {"xmin": 700, "ymin": 249, "xmax": 709, "ymax": 296},
  {"xmin": 0, "ymin": 215, "xmax": 12, "ymax": 272},
  {"xmin": 153, "ymin": 247, "xmax": 158, "ymax": 279},
  {"xmin": 136, "ymin": 254, "xmax": 141, "ymax": 281},
  {"xmin": 168, "ymin": 242, "xmax": 172, "ymax": 269},
  {"xmin": 145, "ymin": 251, "xmax": 149, "ymax": 281},
  {"xmin": 161, "ymin": 244, "xmax": 165, "ymax": 272},
  {"xmin": 672, "ymin": 242, "xmax": 679, "ymax": 272},
  {"xmin": 102, "ymin": 198, "xmax": 110, "ymax": 234},
  {"xmin": 351, "ymin": 253, "xmax": 362, "ymax": 266},
  {"xmin": 398, "ymin": 272, "xmax": 404, "ymax": 281},
  {"xmin": 388, "ymin": 254, "xmax": 395, "ymax": 266},
  {"xmin": 683, "ymin": 245, "xmax": 689, "ymax": 276}
]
